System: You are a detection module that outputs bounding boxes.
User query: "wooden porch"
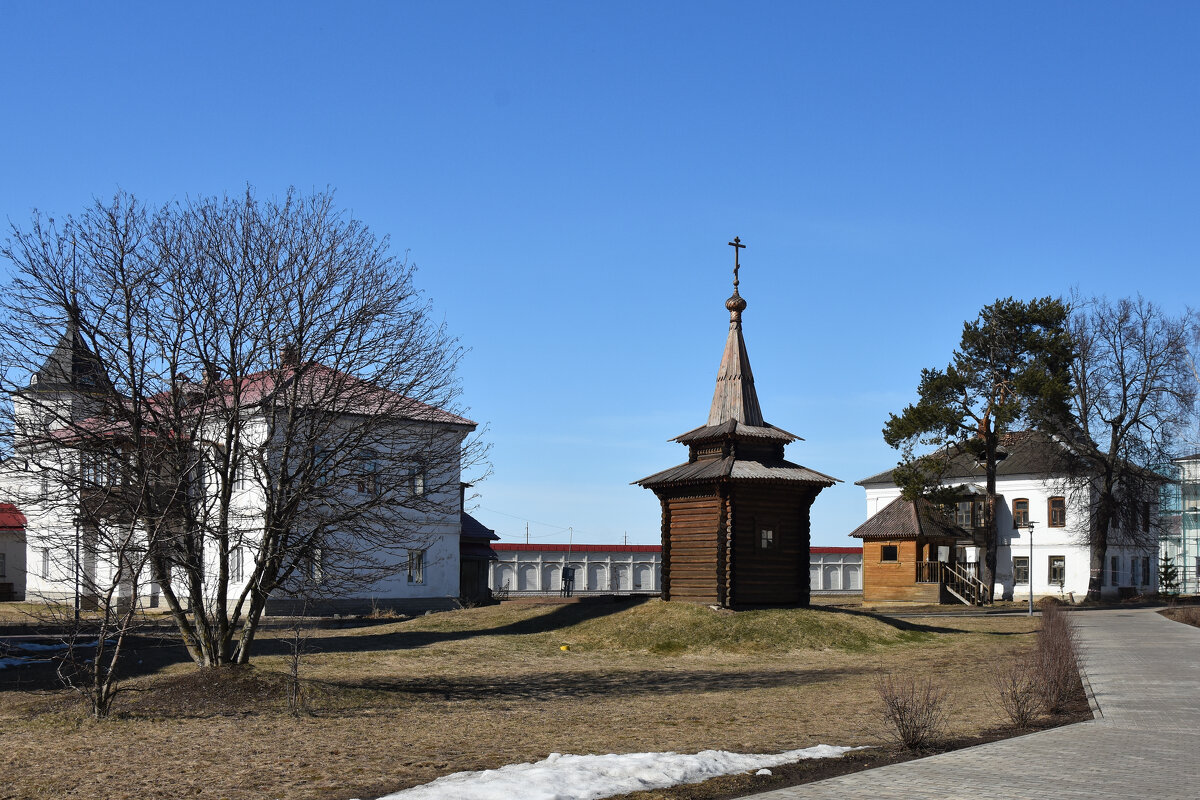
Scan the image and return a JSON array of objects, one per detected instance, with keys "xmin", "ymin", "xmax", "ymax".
[{"xmin": 916, "ymin": 560, "xmax": 987, "ymax": 605}]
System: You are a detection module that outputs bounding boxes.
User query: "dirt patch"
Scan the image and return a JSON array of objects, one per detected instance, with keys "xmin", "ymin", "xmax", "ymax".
[{"xmin": 117, "ymin": 664, "xmax": 289, "ymax": 718}]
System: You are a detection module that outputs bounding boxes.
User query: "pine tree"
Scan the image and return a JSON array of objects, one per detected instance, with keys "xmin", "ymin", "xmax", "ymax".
[{"xmin": 1160, "ymin": 554, "xmax": 1180, "ymax": 596}]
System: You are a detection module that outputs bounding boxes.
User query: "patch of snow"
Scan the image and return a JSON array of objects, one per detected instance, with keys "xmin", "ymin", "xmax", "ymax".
[
  {"xmin": 368, "ymin": 744, "xmax": 861, "ymax": 800},
  {"xmin": 755, "ymin": 768, "xmax": 772, "ymax": 776}
]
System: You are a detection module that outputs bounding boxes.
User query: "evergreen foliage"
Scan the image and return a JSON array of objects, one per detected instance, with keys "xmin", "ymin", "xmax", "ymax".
[{"xmin": 883, "ymin": 297, "xmax": 1074, "ymax": 600}]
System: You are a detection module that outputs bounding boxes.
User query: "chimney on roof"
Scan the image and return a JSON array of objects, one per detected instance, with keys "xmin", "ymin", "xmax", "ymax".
[{"xmin": 281, "ymin": 343, "xmax": 300, "ymax": 368}]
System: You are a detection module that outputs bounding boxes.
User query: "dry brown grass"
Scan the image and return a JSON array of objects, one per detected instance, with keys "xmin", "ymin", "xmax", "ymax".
[
  {"xmin": 1162, "ymin": 604, "xmax": 1200, "ymax": 628},
  {"xmin": 0, "ymin": 599, "xmax": 1049, "ymax": 800}
]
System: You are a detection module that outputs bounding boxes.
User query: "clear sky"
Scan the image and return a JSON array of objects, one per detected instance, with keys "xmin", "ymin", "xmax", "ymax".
[{"xmin": 2, "ymin": 2, "xmax": 1197, "ymax": 546}]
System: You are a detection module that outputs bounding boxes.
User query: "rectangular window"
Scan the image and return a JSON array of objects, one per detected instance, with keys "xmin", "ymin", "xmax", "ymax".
[
  {"xmin": 305, "ymin": 549, "xmax": 323, "ymax": 582},
  {"xmin": 410, "ymin": 469, "xmax": 425, "ymax": 498},
  {"xmin": 1111, "ymin": 555, "xmax": 1120, "ymax": 586},
  {"xmin": 40, "ymin": 547, "xmax": 50, "ymax": 578},
  {"xmin": 1048, "ymin": 497, "xmax": 1066, "ymax": 527},
  {"xmin": 235, "ymin": 463, "xmax": 249, "ymax": 491},
  {"xmin": 1012, "ymin": 499, "xmax": 1029, "ymax": 528},
  {"xmin": 1048, "ymin": 555, "xmax": 1066, "ymax": 586},
  {"xmin": 759, "ymin": 528, "xmax": 775, "ymax": 550},
  {"xmin": 231, "ymin": 547, "xmax": 244, "ymax": 583},
  {"xmin": 1012, "ymin": 556, "xmax": 1029, "ymax": 584},
  {"xmin": 0, "ymin": 552, "xmax": 6, "ymax": 577},
  {"xmin": 880, "ymin": 544, "xmax": 899, "ymax": 562},
  {"xmin": 955, "ymin": 501, "xmax": 973, "ymax": 529},
  {"xmin": 1131, "ymin": 557, "xmax": 1140, "ymax": 586},
  {"xmin": 1142, "ymin": 556, "xmax": 1151, "ymax": 586},
  {"xmin": 407, "ymin": 549, "xmax": 425, "ymax": 584},
  {"xmin": 358, "ymin": 460, "xmax": 380, "ymax": 496}
]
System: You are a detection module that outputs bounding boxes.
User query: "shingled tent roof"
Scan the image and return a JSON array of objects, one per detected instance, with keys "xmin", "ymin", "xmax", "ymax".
[
  {"xmin": 637, "ymin": 455, "xmax": 838, "ymax": 488},
  {"xmin": 634, "ymin": 262, "xmax": 837, "ymax": 490},
  {"xmin": 672, "ymin": 418, "xmax": 800, "ymax": 445},
  {"xmin": 856, "ymin": 431, "xmax": 1078, "ymax": 486},
  {"xmin": 27, "ymin": 319, "xmax": 110, "ymax": 392},
  {"xmin": 849, "ymin": 496, "xmax": 972, "ymax": 542}
]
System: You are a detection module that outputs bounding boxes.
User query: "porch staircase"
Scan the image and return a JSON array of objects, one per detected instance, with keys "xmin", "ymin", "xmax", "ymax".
[{"xmin": 943, "ymin": 562, "xmax": 988, "ymax": 606}]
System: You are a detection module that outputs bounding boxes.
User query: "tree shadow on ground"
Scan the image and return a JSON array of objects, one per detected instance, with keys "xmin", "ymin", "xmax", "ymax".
[
  {"xmin": 297, "ymin": 665, "xmax": 870, "ymax": 704},
  {"xmin": 811, "ymin": 605, "xmax": 969, "ymax": 635},
  {"xmin": 251, "ymin": 596, "xmax": 654, "ymax": 658}
]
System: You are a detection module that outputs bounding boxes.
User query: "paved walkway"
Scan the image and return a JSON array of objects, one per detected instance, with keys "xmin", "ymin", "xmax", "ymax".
[{"xmin": 742, "ymin": 607, "xmax": 1200, "ymax": 799}]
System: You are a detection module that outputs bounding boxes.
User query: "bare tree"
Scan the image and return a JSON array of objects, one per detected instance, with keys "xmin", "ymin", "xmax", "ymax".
[
  {"xmin": 0, "ymin": 188, "xmax": 487, "ymax": 672},
  {"xmin": 1049, "ymin": 296, "xmax": 1196, "ymax": 600}
]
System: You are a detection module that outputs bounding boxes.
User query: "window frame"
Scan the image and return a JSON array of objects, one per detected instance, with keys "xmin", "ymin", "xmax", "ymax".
[
  {"xmin": 880, "ymin": 544, "xmax": 899, "ymax": 563},
  {"xmin": 1012, "ymin": 498, "xmax": 1029, "ymax": 528},
  {"xmin": 1111, "ymin": 554, "xmax": 1120, "ymax": 586},
  {"xmin": 1048, "ymin": 497, "xmax": 1067, "ymax": 528},
  {"xmin": 759, "ymin": 527, "xmax": 776, "ymax": 551},
  {"xmin": 1048, "ymin": 555, "xmax": 1066, "ymax": 586},
  {"xmin": 1012, "ymin": 556, "xmax": 1029, "ymax": 585},
  {"xmin": 407, "ymin": 548, "xmax": 425, "ymax": 584}
]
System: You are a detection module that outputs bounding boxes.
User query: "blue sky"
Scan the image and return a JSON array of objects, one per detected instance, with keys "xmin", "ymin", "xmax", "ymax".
[{"xmin": 2, "ymin": 2, "xmax": 1197, "ymax": 546}]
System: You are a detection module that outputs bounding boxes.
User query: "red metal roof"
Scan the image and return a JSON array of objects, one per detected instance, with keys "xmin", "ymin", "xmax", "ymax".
[
  {"xmin": 0, "ymin": 503, "xmax": 27, "ymax": 529},
  {"xmin": 812, "ymin": 546, "xmax": 861, "ymax": 554},
  {"xmin": 493, "ymin": 543, "xmax": 662, "ymax": 553}
]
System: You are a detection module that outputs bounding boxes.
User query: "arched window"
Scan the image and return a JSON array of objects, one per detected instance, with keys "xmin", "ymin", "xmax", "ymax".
[
  {"xmin": 1048, "ymin": 497, "xmax": 1066, "ymax": 527},
  {"xmin": 1012, "ymin": 498, "xmax": 1029, "ymax": 528}
]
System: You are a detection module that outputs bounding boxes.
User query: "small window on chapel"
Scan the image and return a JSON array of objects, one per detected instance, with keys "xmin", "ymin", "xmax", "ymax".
[
  {"xmin": 880, "ymin": 545, "xmax": 899, "ymax": 562},
  {"xmin": 759, "ymin": 529, "xmax": 775, "ymax": 550}
]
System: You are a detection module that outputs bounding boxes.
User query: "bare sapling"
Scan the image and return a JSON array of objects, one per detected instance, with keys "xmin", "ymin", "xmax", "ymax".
[
  {"xmin": 1035, "ymin": 603, "xmax": 1080, "ymax": 713},
  {"xmin": 991, "ymin": 657, "xmax": 1042, "ymax": 729},
  {"xmin": 874, "ymin": 673, "xmax": 948, "ymax": 751}
]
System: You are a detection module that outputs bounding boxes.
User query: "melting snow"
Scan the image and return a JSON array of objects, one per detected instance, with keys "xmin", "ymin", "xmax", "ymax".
[{"xmin": 368, "ymin": 744, "xmax": 860, "ymax": 800}]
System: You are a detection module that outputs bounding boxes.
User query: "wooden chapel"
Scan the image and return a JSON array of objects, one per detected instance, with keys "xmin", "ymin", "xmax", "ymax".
[{"xmin": 635, "ymin": 238, "xmax": 838, "ymax": 607}]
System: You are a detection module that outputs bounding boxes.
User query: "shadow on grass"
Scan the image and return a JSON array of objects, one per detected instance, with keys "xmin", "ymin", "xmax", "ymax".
[
  {"xmin": 252, "ymin": 596, "xmax": 654, "ymax": 658},
  {"xmin": 811, "ymin": 604, "xmax": 969, "ymax": 635},
  {"xmin": 314, "ymin": 664, "xmax": 872, "ymax": 703}
]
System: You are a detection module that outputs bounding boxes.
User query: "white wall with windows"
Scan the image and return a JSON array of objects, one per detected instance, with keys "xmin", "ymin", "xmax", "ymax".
[
  {"xmin": 809, "ymin": 547, "xmax": 862, "ymax": 593},
  {"xmin": 863, "ymin": 474, "xmax": 1157, "ymax": 601},
  {"xmin": 489, "ymin": 544, "xmax": 662, "ymax": 595},
  {"xmin": 1161, "ymin": 454, "xmax": 1200, "ymax": 594}
]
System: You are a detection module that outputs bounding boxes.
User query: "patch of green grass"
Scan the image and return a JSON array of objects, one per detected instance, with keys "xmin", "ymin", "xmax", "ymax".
[
  {"xmin": 395, "ymin": 599, "xmax": 932, "ymax": 656},
  {"xmin": 554, "ymin": 600, "xmax": 929, "ymax": 654}
]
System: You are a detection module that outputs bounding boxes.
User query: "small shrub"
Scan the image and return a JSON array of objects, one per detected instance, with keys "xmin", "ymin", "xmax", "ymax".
[
  {"xmin": 1035, "ymin": 603, "xmax": 1079, "ymax": 714},
  {"xmin": 992, "ymin": 659, "xmax": 1042, "ymax": 728},
  {"xmin": 874, "ymin": 673, "xmax": 948, "ymax": 751}
]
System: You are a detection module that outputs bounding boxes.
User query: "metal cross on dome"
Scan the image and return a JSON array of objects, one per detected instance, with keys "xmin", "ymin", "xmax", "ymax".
[{"xmin": 727, "ymin": 236, "xmax": 745, "ymax": 291}]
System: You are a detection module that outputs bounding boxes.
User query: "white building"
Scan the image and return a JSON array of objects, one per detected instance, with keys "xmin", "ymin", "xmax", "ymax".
[
  {"xmin": 490, "ymin": 544, "xmax": 662, "ymax": 596},
  {"xmin": 488, "ymin": 543, "xmax": 864, "ymax": 598},
  {"xmin": 1, "ymin": 326, "xmax": 478, "ymax": 615},
  {"xmin": 1161, "ymin": 452, "xmax": 1200, "ymax": 594},
  {"xmin": 857, "ymin": 432, "xmax": 1159, "ymax": 602},
  {"xmin": 809, "ymin": 547, "xmax": 863, "ymax": 594}
]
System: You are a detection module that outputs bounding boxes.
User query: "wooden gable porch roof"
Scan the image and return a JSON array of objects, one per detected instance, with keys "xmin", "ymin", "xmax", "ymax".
[{"xmin": 849, "ymin": 496, "xmax": 972, "ymax": 542}]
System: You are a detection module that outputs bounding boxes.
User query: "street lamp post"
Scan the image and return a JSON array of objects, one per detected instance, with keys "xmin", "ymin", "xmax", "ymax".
[
  {"xmin": 73, "ymin": 515, "xmax": 81, "ymax": 624},
  {"xmin": 1025, "ymin": 521, "xmax": 1037, "ymax": 616}
]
